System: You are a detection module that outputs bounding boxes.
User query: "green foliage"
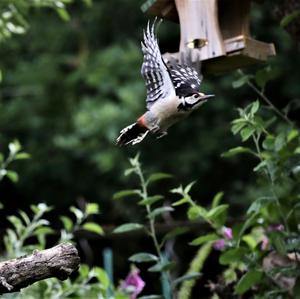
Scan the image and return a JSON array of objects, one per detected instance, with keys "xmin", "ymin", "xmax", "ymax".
[
  {"xmin": 0, "ymin": 140, "xmax": 29, "ymax": 183},
  {"xmin": 1, "ymin": 200, "xmax": 129, "ymax": 299},
  {"xmin": 113, "ymin": 155, "xmax": 202, "ymax": 298}
]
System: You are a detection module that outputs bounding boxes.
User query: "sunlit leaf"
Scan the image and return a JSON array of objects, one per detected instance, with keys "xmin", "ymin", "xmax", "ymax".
[
  {"xmin": 190, "ymin": 233, "xmax": 219, "ymax": 246},
  {"xmin": 187, "ymin": 205, "xmax": 207, "ymax": 220},
  {"xmin": 129, "ymin": 252, "xmax": 158, "ymax": 263},
  {"xmin": 113, "ymin": 189, "xmax": 140, "ymax": 200},
  {"xmin": 172, "ymin": 197, "xmax": 189, "ymax": 206},
  {"xmin": 113, "ymin": 223, "xmax": 144, "ymax": 233},
  {"xmin": 147, "ymin": 173, "xmax": 172, "ymax": 184},
  {"xmin": 85, "ymin": 203, "xmax": 100, "ymax": 215},
  {"xmin": 6, "ymin": 171, "xmax": 19, "ymax": 183},
  {"xmin": 148, "ymin": 206, "xmax": 174, "ymax": 219},
  {"xmin": 221, "ymin": 146, "xmax": 255, "ymax": 158},
  {"xmin": 82, "ymin": 222, "xmax": 104, "ymax": 235}
]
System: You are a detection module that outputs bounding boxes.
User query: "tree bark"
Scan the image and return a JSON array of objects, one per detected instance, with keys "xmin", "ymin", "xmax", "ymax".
[{"xmin": 0, "ymin": 243, "xmax": 80, "ymax": 294}]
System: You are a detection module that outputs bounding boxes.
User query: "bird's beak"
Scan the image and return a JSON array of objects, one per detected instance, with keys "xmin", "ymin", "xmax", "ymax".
[
  {"xmin": 198, "ymin": 93, "xmax": 215, "ymax": 101},
  {"xmin": 199, "ymin": 93, "xmax": 215, "ymax": 100}
]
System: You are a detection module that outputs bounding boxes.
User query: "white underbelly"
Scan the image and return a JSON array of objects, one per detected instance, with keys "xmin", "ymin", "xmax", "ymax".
[{"xmin": 150, "ymin": 96, "xmax": 188, "ymax": 130}]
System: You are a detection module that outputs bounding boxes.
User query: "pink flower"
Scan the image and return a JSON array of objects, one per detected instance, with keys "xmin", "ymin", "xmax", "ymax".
[
  {"xmin": 213, "ymin": 239, "xmax": 226, "ymax": 251},
  {"xmin": 121, "ymin": 267, "xmax": 145, "ymax": 299},
  {"xmin": 222, "ymin": 227, "xmax": 233, "ymax": 240},
  {"xmin": 261, "ymin": 236, "xmax": 269, "ymax": 251}
]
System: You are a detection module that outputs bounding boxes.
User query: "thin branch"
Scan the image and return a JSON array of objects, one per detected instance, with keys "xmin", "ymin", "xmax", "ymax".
[
  {"xmin": 246, "ymin": 80, "xmax": 294, "ymax": 127},
  {"xmin": 0, "ymin": 243, "xmax": 80, "ymax": 294}
]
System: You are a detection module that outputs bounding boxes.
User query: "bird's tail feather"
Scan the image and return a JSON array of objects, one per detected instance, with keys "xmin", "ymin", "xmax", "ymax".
[{"xmin": 116, "ymin": 122, "xmax": 149, "ymax": 146}]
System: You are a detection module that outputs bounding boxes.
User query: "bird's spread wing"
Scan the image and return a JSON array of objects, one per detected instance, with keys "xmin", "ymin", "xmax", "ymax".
[
  {"xmin": 168, "ymin": 63, "xmax": 202, "ymax": 98},
  {"xmin": 141, "ymin": 20, "xmax": 175, "ymax": 110}
]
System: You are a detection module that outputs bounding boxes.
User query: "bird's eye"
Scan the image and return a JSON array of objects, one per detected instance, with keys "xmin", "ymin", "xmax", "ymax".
[{"xmin": 194, "ymin": 93, "xmax": 199, "ymax": 98}]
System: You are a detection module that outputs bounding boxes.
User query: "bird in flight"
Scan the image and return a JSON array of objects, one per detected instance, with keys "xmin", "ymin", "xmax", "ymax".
[{"xmin": 116, "ymin": 20, "xmax": 214, "ymax": 146}]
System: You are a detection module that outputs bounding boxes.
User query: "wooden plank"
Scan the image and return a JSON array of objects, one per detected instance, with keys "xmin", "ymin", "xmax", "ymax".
[
  {"xmin": 163, "ymin": 38, "xmax": 276, "ymax": 74},
  {"xmin": 175, "ymin": 0, "xmax": 226, "ymax": 61}
]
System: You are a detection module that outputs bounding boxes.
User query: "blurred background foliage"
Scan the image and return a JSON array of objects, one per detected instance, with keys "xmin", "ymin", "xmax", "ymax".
[{"xmin": 0, "ymin": 0, "xmax": 299, "ymax": 294}]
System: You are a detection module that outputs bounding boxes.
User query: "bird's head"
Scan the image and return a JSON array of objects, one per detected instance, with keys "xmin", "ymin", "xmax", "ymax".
[{"xmin": 184, "ymin": 92, "xmax": 215, "ymax": 110}]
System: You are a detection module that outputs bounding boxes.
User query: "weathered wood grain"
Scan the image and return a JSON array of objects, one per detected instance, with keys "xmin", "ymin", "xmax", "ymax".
[{"xmin": 0, "ymin": 243, "xmax": 80, "ymax": 294}]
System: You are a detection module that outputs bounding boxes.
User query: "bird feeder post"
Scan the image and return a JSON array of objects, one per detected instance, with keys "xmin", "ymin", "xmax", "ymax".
[{"xmin": 141, "ymin": 0, "xmax": 276, "ymax": 74}]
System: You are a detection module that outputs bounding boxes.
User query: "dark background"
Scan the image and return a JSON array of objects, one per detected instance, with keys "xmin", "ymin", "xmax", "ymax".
[{"xmin": 0, "ymin": 0, "xmax": 299, "ymax": 296}]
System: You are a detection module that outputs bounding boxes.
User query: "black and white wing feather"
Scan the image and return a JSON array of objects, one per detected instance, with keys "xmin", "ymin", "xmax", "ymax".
[
  {"xmin": 168, "ymin": 63, "xmax": 202, "ymax": 97},
  {"xmin": 141, "ymin": 20, "xmax": 175, "ymax": 110}
]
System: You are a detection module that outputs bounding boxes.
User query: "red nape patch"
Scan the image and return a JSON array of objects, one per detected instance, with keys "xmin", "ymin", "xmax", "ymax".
[{"xmin": 137, "ymin": 115, "xmax": 148, "ymax": 128}]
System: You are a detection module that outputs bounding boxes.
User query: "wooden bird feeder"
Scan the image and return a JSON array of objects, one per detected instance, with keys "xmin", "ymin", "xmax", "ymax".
[{"xmin": 141, "ymin": 0, "xmax": 276, "ymax": 74}]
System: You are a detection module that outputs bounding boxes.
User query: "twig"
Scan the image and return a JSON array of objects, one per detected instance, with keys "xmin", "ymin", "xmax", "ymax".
[{"xmin": 246, "ymin": 80, "xmax": 294, "ymax": 127}]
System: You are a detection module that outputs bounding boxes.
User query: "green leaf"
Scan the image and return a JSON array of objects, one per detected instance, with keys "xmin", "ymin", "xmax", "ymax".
[
  {"xmin": 82, "ymin": 222, "xmax": 104, "ymax": 235},
  {"xmin": 148, "ymin": 206, "xmax": 174, "ymax": 219},
  {"xmin": 85, "ymin": 203, "xmax": 100, "ymax": 215},
  {"xmin": 274, "ymin": 133, "xmax": 286, "ymax": 152},
  {"xmin": 184, "ymin": 181, "xmax": 196, "ymax": 194},
  {"xmin": 250, "ymin": 101, "xmax": 260, "ymax": 116},
  {"xmin": 170, "ymin": 185, "xmax": 184, "ymax": 195},
  {"xmin": 287, "ymin": 129, "xmax": 299, "ymax": 142},
  {"xmin": 224, "ymin": 268, "xmax": 238, "ymax": 284},
  {"xmin": 0, "ymin": 69, "xmax": 2, "ymax": 83},
  {"xmin": 235, "ymin": 270, "xmax": 263, "ymax": 295},
  {"xmin": 129, "ymin": 252, "xmax": 159, "ymax": 263},
  {"xmin": 172, "ymin": 197, "xmax": 189, "ymax": 206},
  {"xmin": 272, "ymin": 236, "xmax": 286, "ymax": 255},
  {"xmin": 253, "ymin": 160, "xmax": 267, "ymax": 172},
  {"xmin": 241, "ymin": 127, "xmax": 256, "ymax": 142},
  {"xmin": 206, "ymin": 204, "xmax": 229, "ymax": 220},
  {"xmin": 56, "ymin": 8, "xmax": 70, "ymax": 21},
  {"xmin": 148, "ymin": 261, "xmax": 176, "ymax": 272},
  {"xmin": 15, "ymin": 152, "xmax": 30, "ymax": 160},
  {"xmin": 172, "ymin": 272, "xmax": 201, "ymax": 287},
  {"xmin": 232, "ymin": 75, "xmax": 249, "ymax": 89},
  {"xmin": 262, "ymin": 135, "xmax": 275, "ymax": 150},
  {"xmin": 221, "ymin": 146, "xmax": 255, "ymax": 158},
  {"xmin": 113, "ymin": 223, "xmax": 144, "ymax": 233},
  {"xmin": 94, "ymin": 267, "xmax": 110, "ymax": 289},
  {"xmin": 280, "ymin": 10, "xmax": 300, "ymax": 27},
  {"xmin": 187, "ymin": 205, "xmax": 207, "ymax": 220},
  {"xmin": 6, "ymin": 171, "xmax": 19, "ymax": 183},
  {"xmin": 211, "ymin": 192, "xmax": 224, "ymax": 208},
  {"xmin": 247, "ymin": 196, "xmax": 275, "ymax": 214},
  {"xmin": 231, "ymin": 120, "xmax": 247, "ymax": 135},
  {"xmin": 113, "ymin": 189, "xmax": 140, "ymax": 200},
  {"xmin": 238, "ymin": 212, "xmax": 259, "ymax": 241},
  {"xmin": 190, "ymin": 233, "xmax": 219, "ymax": 246},
  {"xmin": 147, "ymin": 172, "xmax": 172, "ymax": 184},
  {"xmin": 138, "ymin": 195, "xmax": 164, "ymax": 206},
  {"xmin": 60, "ymin": 216, "xmax": 73, "ymax": 231},
  {"xmin": 219, "ymin": 248, "xmax": 248, "ymax": 265}
]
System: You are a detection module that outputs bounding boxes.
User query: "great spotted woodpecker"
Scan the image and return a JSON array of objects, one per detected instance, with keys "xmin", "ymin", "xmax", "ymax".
[{"xmin": 116, "ymin": 20, "xmax": 214, "ymax": 146}]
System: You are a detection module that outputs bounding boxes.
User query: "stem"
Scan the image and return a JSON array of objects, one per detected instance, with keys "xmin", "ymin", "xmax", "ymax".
[
  {"xmin": 136, "ymin": 163, "xmax": 162, "ymax": 257},
  {"xmin": 252, "ymin": 134, "xmax": 289, "ymax": 231},
  {"xmin": 246, "ymin": 80, "xmax": 294, "ymax": 127}
]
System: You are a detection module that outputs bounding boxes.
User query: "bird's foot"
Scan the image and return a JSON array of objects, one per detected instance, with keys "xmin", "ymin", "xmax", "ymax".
[
  {"xmin": 156, "ymin": 131, "xmax": 168, "ymax": 139},
  {"xmin": 150, "ymin": 125, "xmax": 161, "ymax": 134}
]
